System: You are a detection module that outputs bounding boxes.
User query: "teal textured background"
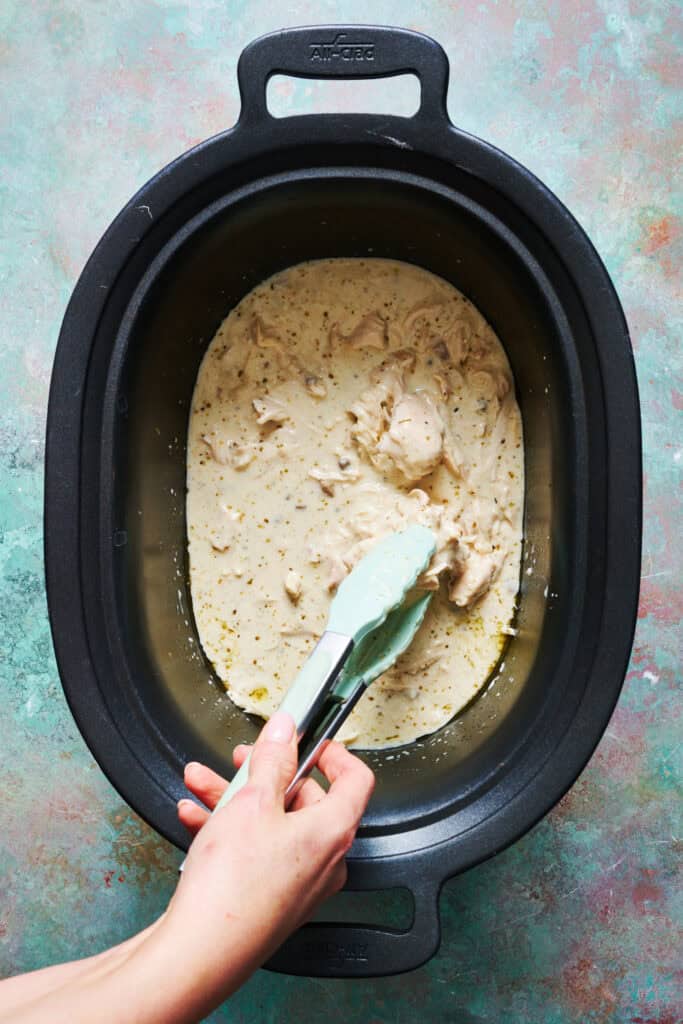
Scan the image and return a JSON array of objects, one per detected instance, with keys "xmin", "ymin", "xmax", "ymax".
[{"xmin": 1, "ymin": 2, "xmax": 681, "ymax": 1021}]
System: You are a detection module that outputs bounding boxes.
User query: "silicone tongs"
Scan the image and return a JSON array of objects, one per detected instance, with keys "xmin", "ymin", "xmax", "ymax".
[{"xmin": 180, "ymin": 525, "xmax": 435, "ymax": 865}]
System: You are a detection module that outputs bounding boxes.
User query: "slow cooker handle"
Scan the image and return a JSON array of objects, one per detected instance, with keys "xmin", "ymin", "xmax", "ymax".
[
  {"xmin": 237, "ymin": 24, "xmax": 450, "ymax": 126},
  {"xmin": 265, "ymin": 877, "xmax": 442, "ymax": 977}
]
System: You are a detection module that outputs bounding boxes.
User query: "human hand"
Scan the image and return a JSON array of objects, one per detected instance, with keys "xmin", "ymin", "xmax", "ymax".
[
  {"xmin": 163, "ymin": 712, "xmax": 375, "ymax": 1009},
  {"xmin": 0, "ymin": 713, "xmax": 373, "ymax": 1024}
]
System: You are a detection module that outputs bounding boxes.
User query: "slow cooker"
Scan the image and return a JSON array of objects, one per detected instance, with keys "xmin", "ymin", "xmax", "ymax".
[{"xmin": 45, "ymin": 26, "xmax": 641, "ymax": 977}]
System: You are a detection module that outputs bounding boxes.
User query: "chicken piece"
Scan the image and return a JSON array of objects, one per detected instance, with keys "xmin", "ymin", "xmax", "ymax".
[
  {"xmin": 348, "ymin": 362, "xmax": 403, "ymax": 456},
  {"xmin": 444, "ymin": 320, "xmax": 472, "ymax": 364},
  {"xmin": 403, "ymin": 294, "xmax": 447, "ymax": 336},
  {"xmin": 251, "ymin": 316, "xmax": 303, "ymax": 379},
  {"xmin": 348, "ymin": 352, "xmax": 417, "ymax": 464},
  {"xmin": 494, "ymin": 369, "xmax": 512, "ymax": 400},
  {"xmin": 396, "ymin": 653, "xmax": 441, "ymax": 678},
  {"xmin": 467, "ymin": 332, "xmax": 493, "ymax": 361},
  {"xmin": 308, "ymin": 461, "xmax": 360, "ymax": 496},
  {"xmin": 375, "ymin": 392, "xmax": 445, "ymax": 484},
  {"xmin": 340, "ymin": 536, "xmax": 376, "ymax": 574},
  {"xmin": 376, "ymin": 668, "xmax": 420, "ymax": 701},
  {"xmin": 443, "ymin": 438, "xmax": 465, "ymax": 478},
  {"xmin": 279, "ymin": 626, "xmax": 318, "ymax": 639},
  {"xmin": 392, "ymin": 348, "xmax": 418, "ymax": 374},
  {"xmin": 201, "ymin": 432, "xmax": 255, "ymax": 470},
  {"xmin": 433, "ymin": 371, "xmax": 452, "ymax": 399},
  {"xmin": 210, "ymin": 538, "xmax": 230, "ymax": 553},
  {"xmin": 417, "ymin": 532, "xmax": 464, "ymax": 589},
  {"xmin": 330, "ymin": 312, "xmax": 387, "ymax": 351},
  {"xmin": 403, "ymin": 295, "xmax": 477, "ymax": 354},
  {"xmin": 324, "ymin": 553, "xmax": 349, "ymax": 591},
  {"xmin": 466, "ymin": 369, "xmax": 501, "ymax": 403},
  {"xmin": 407, "ymin": 488, "xmax": 430, "ymax": 508},
  {"xmin": 284, "ymin": 570, "xmax": 303, "ymax": 603},
  {"xmin": 251, "ymin": 315, "xmax": 286, "ymax": 357},
  {"xmin": 306, "ymin": 524, "xmax": 350, "ymax": 569},
  {"xmin": 418, "ymin": 517, "xmax": 465, "ymax": 591},
  {"xmin": 415, "ymin": 568, "xmax": 441, "ymax": 591},
  {"xmin": 473, "ymin": 367, "xmax": 512, "ymax": 451},
  {"xmin": 226, "ymin": 445, "xmax": 254, "ymax": 470},
  {"xmin": 207, "ymin": 508, "xmax": 242, "ymax": 553},
  {"xmin": 431, "ymin": 339, "xmax": 451, "ymax": 363},
  {"xmin": 253, "ymin": 317, "xmax": 328, "ymax": 400},
  {"xmin": 448, "ymin": 549, "xmax": 504, "ymax": 607},
  {"xmin": 252, "ymin": 395, "xmax": 289, "ymax": 426}
]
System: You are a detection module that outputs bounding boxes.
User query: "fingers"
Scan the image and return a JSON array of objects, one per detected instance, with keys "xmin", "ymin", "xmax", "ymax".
[
  {"xmin": 288, "ymin": 777, "xmax": 325, "ymax": 812},
  {"xmin": 232, "ymin": 745, "xmax": 250, "ymax": 768},
  {"xmin": 316, "ymin": 741, "xmax": 375, "ymax": 825},
  {"xmin": 236, "ymin": 744, "xmax": 324, "ymax": 811},
  {"xmin": 247, "ymin": 711, "xmax": 297, "ymax": 807},
  {"xmin": 177, "ymin": 799, "xmax": 209, "ymax": 835},
  {"xmin": 184, "ymin": 762, "xmax": 228, "ymax": 810}
]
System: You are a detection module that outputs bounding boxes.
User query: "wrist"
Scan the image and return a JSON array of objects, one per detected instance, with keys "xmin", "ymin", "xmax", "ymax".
[{"xmin": 145, "ymin": 904, "xmax": 253, "ymax": 1021}]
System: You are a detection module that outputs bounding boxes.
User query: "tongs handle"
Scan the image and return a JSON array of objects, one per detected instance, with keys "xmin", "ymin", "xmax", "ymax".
[
  {"xmin": 179, "ymin": 632, "xmax": 353, "ymax": 869},
  {"xmin": 285, "ymin": 680, "xmax": 367, "ymax": 805},
  {"xmin": 216, "ymin": 631, "xmax": 352, "ymax": 806}
]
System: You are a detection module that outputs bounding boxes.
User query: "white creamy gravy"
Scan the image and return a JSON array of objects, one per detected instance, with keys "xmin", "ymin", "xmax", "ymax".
[{"xmin": 186, "ymin": 259, "xmax": 524, "ymax": 748}]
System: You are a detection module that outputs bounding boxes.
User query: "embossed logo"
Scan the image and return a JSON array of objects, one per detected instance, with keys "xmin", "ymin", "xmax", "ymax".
[
  {"xmin": 302, "ymin": 940, "xmax": 369, "ymax": 965},
  {"xmin": 308, "ymin": 32, "xmax": 374, "ymax": 63}
]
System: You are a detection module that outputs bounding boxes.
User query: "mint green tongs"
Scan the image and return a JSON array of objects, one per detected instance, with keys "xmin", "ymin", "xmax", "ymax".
[{"xmin": 181, "ymin": 525, "xmax": 435, "ymax": 862}]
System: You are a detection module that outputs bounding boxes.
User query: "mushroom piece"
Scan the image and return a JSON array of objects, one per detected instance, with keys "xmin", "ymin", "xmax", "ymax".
[{"xmin": 304, "ymin": 373, "xmax": 327, "ymax": 398}]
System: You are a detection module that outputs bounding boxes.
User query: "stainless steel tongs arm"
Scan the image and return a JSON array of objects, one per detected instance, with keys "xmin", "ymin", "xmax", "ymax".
[{"xmin": 285, "ymin": 679, "xmax": 368, "ymax": 805}]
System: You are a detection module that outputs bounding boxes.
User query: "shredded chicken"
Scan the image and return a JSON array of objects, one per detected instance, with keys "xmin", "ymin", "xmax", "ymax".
[
  {"xmin": 444, "ymin": 320, "xmax": 473, "ymax": 364},
  {"xmin": 443, "ymin": 438, "xmax": 465, "ymax": 479},
  {"xmin": 403, "ymin": 294, "xmax": 448, "ymax": 335},
  {"xmin": 323, "ymin": 551, "xmax": 349, "ymax": 591},
  {"xmin": 207, "ymin": 508, "xmax": 242, "ymax": 552},
  {"xmin": 433, "ymin": 371, "xmax": 452, "ymax": 399},
  {"xmin": 349, "ymin": 356, "xmax": 446, "ymax": 484},
  {"xmin": 330, "ymin": 311, "xmax": 387, "ymax": 351},
  {"xmin": 252, "ymin": 315, "xmax": 288, "ymax": 360},
  {"xmin": 376, "ymin": 392, "xmax": 445, "ymax": 483},
  {"xmin": 187, "ymin": 258, "xmax": 524, "ymax": 750},
  {"xmin": 253, "ymin": 317, "xmax": 327, "ymax": 399},
  {"xmin": 308, "ymin": 461, "xmax": 361, "ymax": 495},
  {"xmin": 252, "ymin": 395, "xmax": 289, "ymax": 425},
  {"xmin": 449, "ymin": 549, "xmax": 504, "ymax": 607},
  {"xmin": 201, "ymin": 432, "xmax": 254, "ymax": 469}
]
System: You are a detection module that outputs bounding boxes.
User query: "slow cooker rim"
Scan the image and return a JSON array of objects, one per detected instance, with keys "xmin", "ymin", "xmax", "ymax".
[{"xmin": 45, "ymin": 113, "xmax": 641, "ymax": 879}]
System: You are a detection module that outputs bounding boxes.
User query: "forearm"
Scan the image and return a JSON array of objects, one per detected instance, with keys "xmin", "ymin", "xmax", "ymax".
[
  {"xmin": 1, "ymin": 913, "xmax": 254, "ymax": 1024},
  {"xmin": 0, "ymin": 730, "xmax": 371, "ymax": 1023},
  {"xmin": 0, "ymin": 867, "xmax": 297, "ymax": 1024},
  {"xmin": 0, "ymin": 917, "xmax": 165, "ymax": 1023}
]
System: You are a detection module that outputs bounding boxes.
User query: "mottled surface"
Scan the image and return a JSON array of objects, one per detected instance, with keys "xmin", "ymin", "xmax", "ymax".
[{"xmin": 0, "ymin": 2, "xmax": 680, "ymax": 1021}]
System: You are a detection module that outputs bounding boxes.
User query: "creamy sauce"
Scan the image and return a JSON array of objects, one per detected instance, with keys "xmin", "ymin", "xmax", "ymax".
[{"xmin": 186, "ymin": 259, "xmax": 524, "ymax": 748}]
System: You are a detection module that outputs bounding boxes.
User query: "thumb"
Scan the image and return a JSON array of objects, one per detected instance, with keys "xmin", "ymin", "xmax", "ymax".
[{"xmin": 248, "ymin": 711, "xmax": 297, "ymax": 806}]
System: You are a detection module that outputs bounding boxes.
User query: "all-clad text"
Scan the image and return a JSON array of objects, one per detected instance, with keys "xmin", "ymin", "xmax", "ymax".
[{"xmin": 308, "ymin": 33, "xmax": 374, "ymax": 62}]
